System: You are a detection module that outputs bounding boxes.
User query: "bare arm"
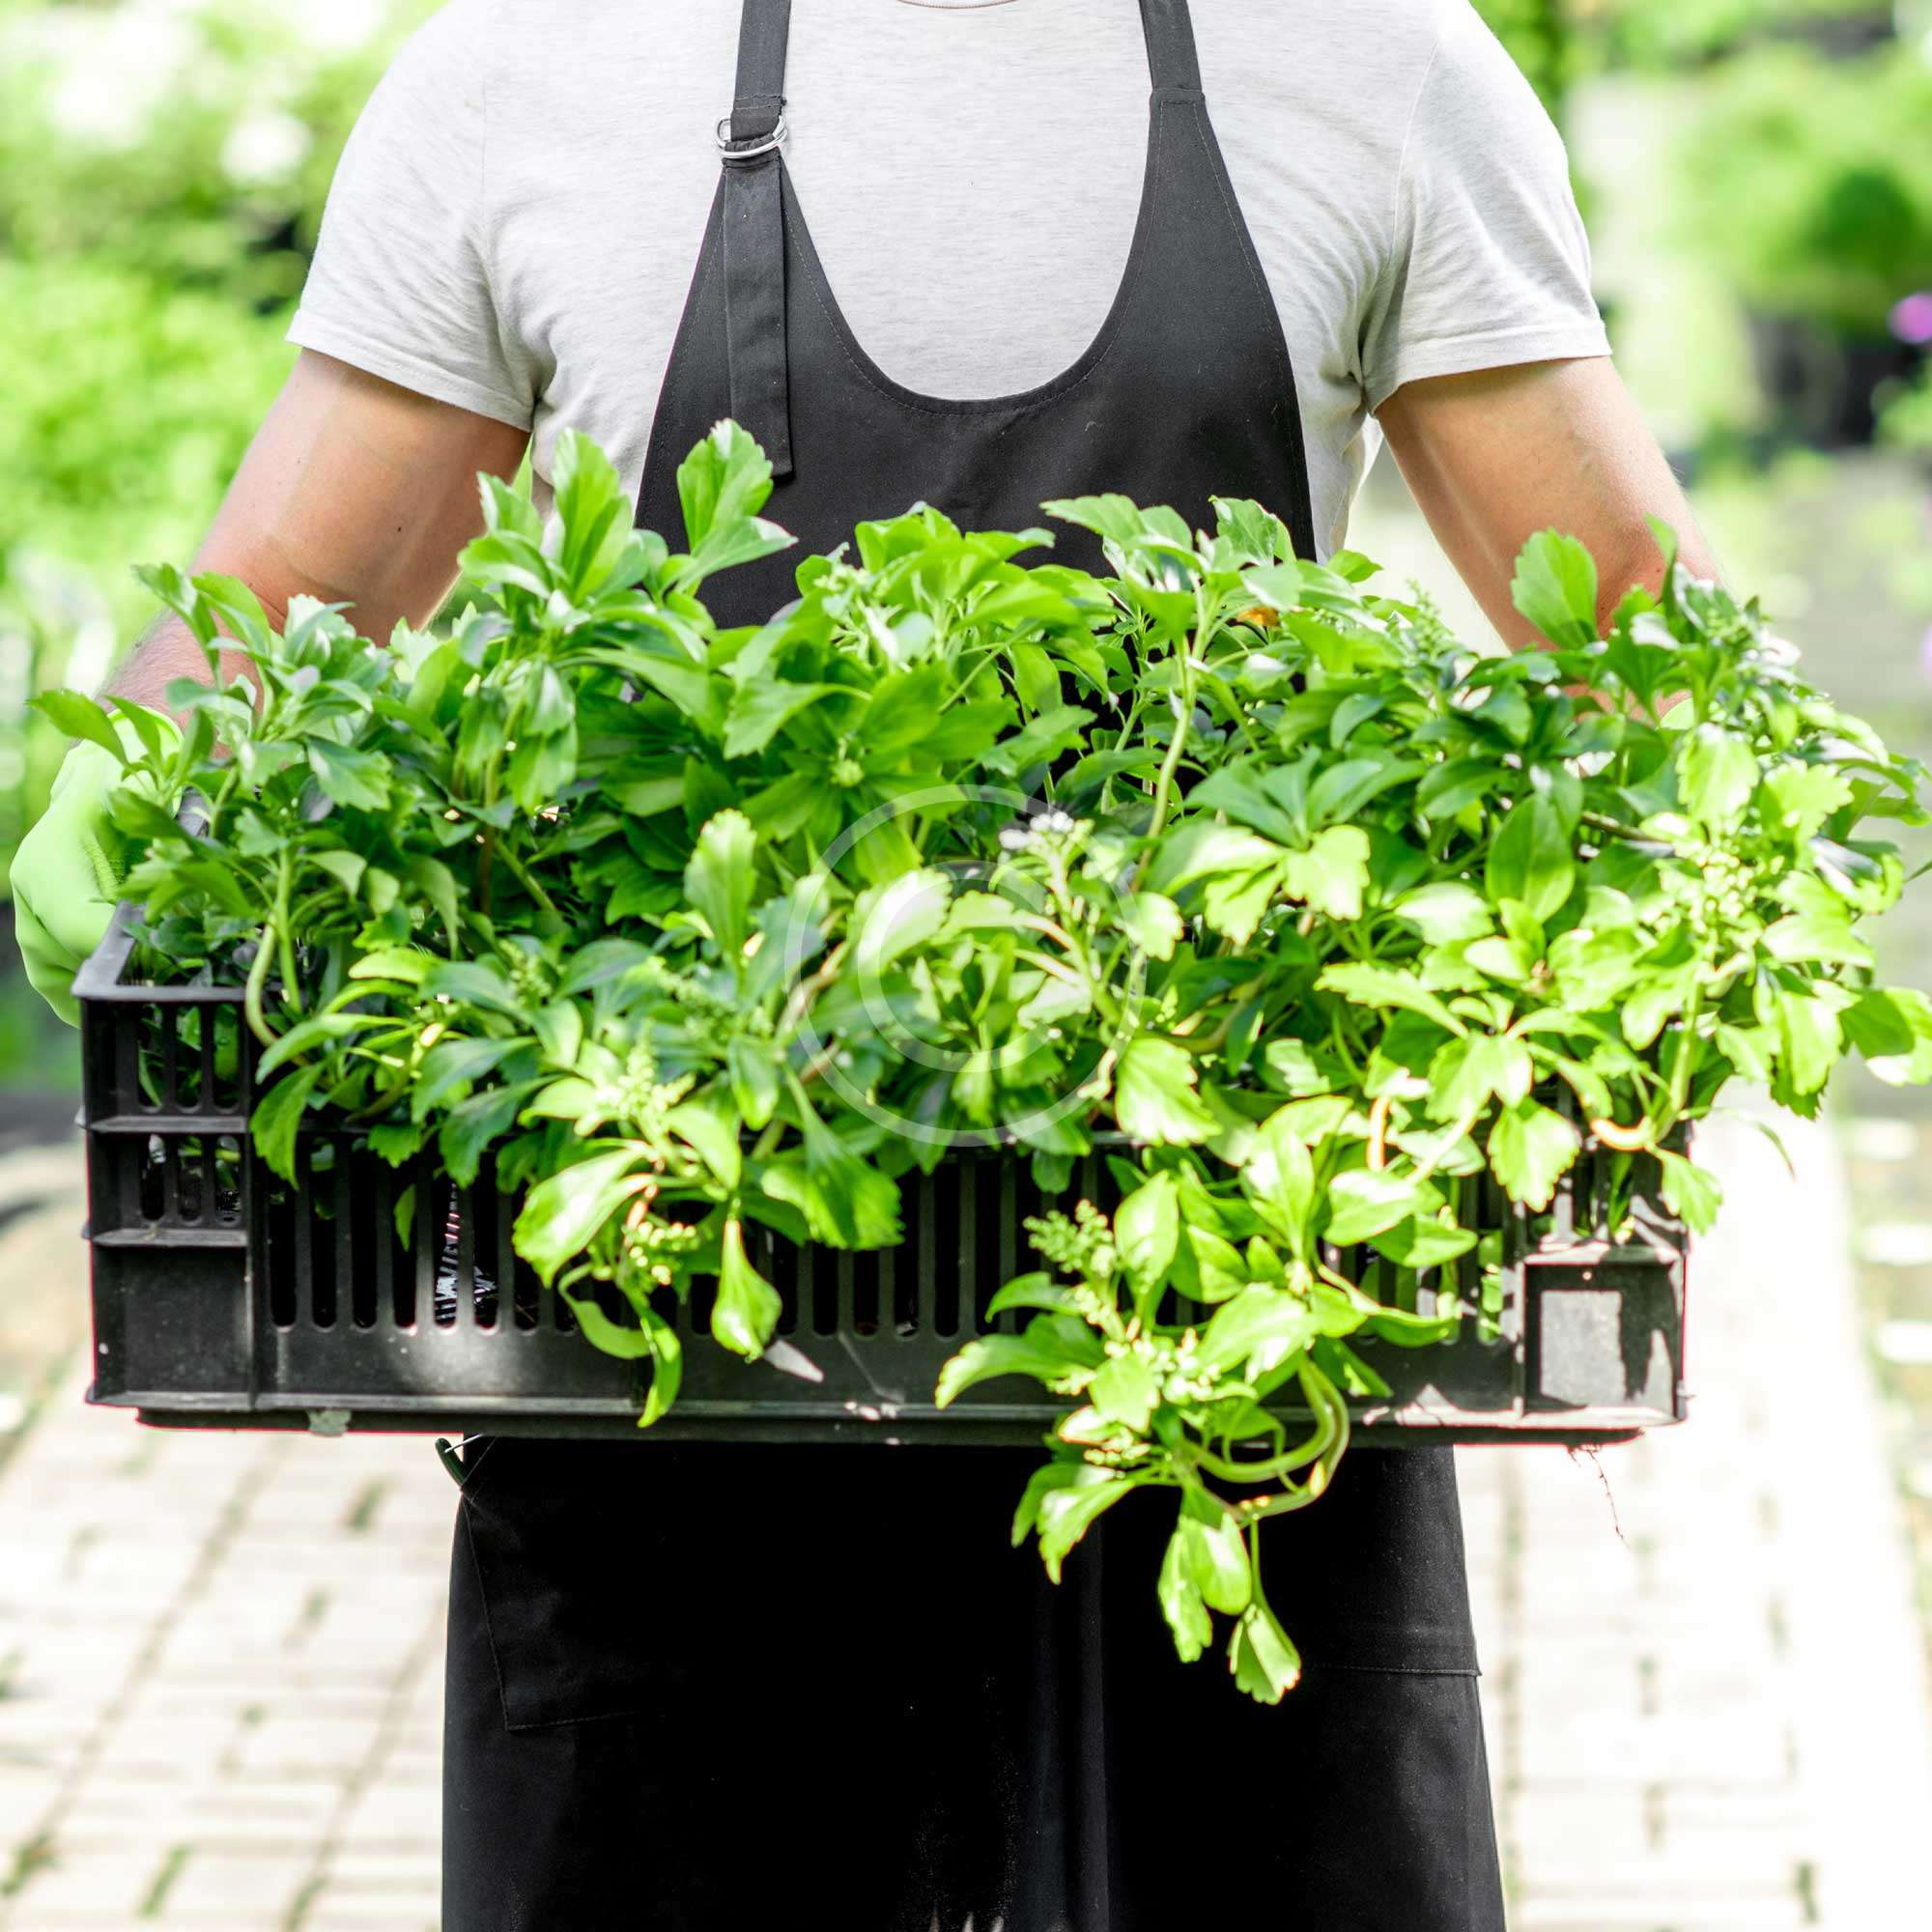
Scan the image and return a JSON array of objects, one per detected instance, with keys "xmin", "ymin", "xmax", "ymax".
[
  {"xmin": 1375, "ymin": 357, "xmax": 1721, "ymax": 643},
  {"xmin": 110, "ymin": 350, "xmax": 530, "ymax": 708}
]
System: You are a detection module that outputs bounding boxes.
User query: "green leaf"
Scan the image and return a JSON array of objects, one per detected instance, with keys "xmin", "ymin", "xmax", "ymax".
[
  {"xmin": 783, "ymin": 1097, "xmax": 904, "ymax": 1249},
  {"xmin": 422, "ymin": 959, "xmax": 528, "ymax": 1022},
  {"xmin": 1280, "ymin": 825, "xmax": 1370, "ymax": 921},
  {"xmin": 526, "ymin": 1001, "xmax": 582, "ymax": 1073},
  {"xmin": 413, "ymin": 1037, "xmax": 519, "ymax": 1119},
  {"xmin": 858, "ymin": 666, "xmax": 952, "ymax": 756},
  {"xmin": 1762, "ymin": 762, "xmax": 1853, "ymax": 838},
  {"xmin": 1774, "ymin": 985, "xmax": 1840, "ymax": 1097},
  {"xmin": 351, "ymin": 948, "xmax": 433, "ymax": 987},
  {"xmin": 255, "ymin": 1011, "xmax": 391, "ymax": 1080},
  {"xmin": 638, "ymin": 1310, "xmax": 686, "ymax": 1426},
  {"xmin": 982, "ymin": 702, "xmax": 1093, "ymax": 776},
  {"xmin": 31, "ymin": 690, "xmax": 128, "ymax": 763},
  {"xmin": 1656, "ymin": 1149, "xmax": 1722, "ymax": 1236},
  {"xmin": 105, "ymin": 698, "xmax": 179, "ymax": 768},
  {"xmin": 1392, "ymin": 882, "xmax": 1492, "ymax": 945},
  {"xmin": 1114, "ymin": 1172, "xmax": 1180, "ymax": 1298},
  {"xmin": 549, "ymin": 432, "xmax": 633, "ymax": 594},
  {"xmin": 1418, "ymin": 757, "xmax": 1501, "ymax": 821},
  {"xmin": 1090, "ymin": 1351, "xmax": 1160, "ymax": 1432},
  {"xmin": 1316, "ymin": 963, "xmax": 1465, "ymax": 1037},
  {"xmin": 1196, "ymin": 1285, "xmax": 1320, "ymax": 1378},
  {"xmin": 1845, "ymin": 986, "xmax": 1932, "ymax": 1086},
  {"xmin": 1370, "ymin": 1216, "xmax": 1478, "ymax": 1270},
  {"xmin": 1430, "ymin": 1033, "xmax": 1534, "ymax": 1121},
  {"xmin": 1762, "ymin": 875, "xmax": 1870, "ymax": 968},
  {"xmin": 514, "ymin": 1146, "xmax": 645, "ymax": 1285},
  {"xmin": 438, "ymin": 1085, "xmax": 528, "ymax": 1188},
  {"xmin": 1118, "ymin": 892, "xmax": 1184, "ymax": 961},
  {"xmin": 1486, "ymin": 795, "xmax": 1574, "ymax": 923},
  {"xmin": 1243, "ymin": 1110, "xmax": 1319, "ymax": 1255},
  {"xmin": 685, "ymin": 810, "xmax": 757, "ymax": 964},
  {"xmin": 851, "ymin": 868, "xmax": 951, "ymax": 980},
  {"xmin": 1678, "ymin": 724, "xmax": 1758, "ymax": 833},
  {"xmin": 307, "ymin": 741, "xmax": 390, "ymax": 811},
  {"xmin": 1180, "ymin": 1492, "xmax": 1252, "ymax": 1615},
  {"xmin": 727, "ymin": 1037, "xmax": 782, "ymax": 1129},
  {"xmin": 250, "ymin": 1065, "xmax": 323, "ymax": 1186},
  {"xmin": 367, "ymin": 1121, "xmax": 426, "ymax": 1168},
  {"xmin": 1159, "ymin": 1525, "xmax": 1214, "ymax": 1663},
  {"xmin": 1147, "ymin": 820, "xmax": 1282, "ymax": 896},
  {"xmin": 722, "ymin": 680, "xmax": 848, "ymax": 758},
  {"xmin": 937, "ymin": 1329, "xmax": 1084, "ymax": 1406},
  {"xmin": 1010, "ymin": 1458, "xmax": 1088, "ymax": 1547},
  {"xmin": 619, "ymin": 654, "xmax": 724, "ymax": 725},
  {"xmin": 667, "ymin": 1093, "xmax": 743, "ymax": 1191},
  {"xmin": 712, "ymin": 1218, "xmax": 781, "ymax": 1359},
  {"xmin": 1037, "ymin": 1469, "xmax": 1135, "ymax": 1582},
  {"xmin": 986, "ymin": 1273, "xmax": 1082, "ymax": 1319},
  {"xmin": 1114, "ymin": 1037, "xmax": 1218, "ymax": 1145},
  {"xmin": 1549, "ymin": 925, "xmax": 1641, "ymax": 1009},
  {"xmin": 1230, "ymin": 1595, "xmax": 1301, "ymax": 1703},
  {"xmin": 557, "ymin": 1289, "xmax": 657, "ymax": 1360},
  {"xmin": 1176, "ymin": 1225, "xmax": 1250, "ymax": 1305},
  {"xmin": 1324, "ymin": 1169, "xmax": 1439, "ymax": 1246},
  {"xmin": 1488, "ymin": 1100, "xmax": 1581, "ymax": 1210},
  {"xmin": 675, "ymin": 420, "xmax": 793, "ymax": 582},
  {"xmin": 1511, "ymin": 530, "xmax": 1600, "ymax": 649}
]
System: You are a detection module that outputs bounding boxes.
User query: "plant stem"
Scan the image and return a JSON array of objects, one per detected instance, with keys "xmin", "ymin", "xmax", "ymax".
[
  {"xmin": 242, "ymin": 924, "xmax": 276, "ymax": 1048},
  {"xmin": 1133, "ymin": 592, "xmax": 1209, "ymax": 886}
]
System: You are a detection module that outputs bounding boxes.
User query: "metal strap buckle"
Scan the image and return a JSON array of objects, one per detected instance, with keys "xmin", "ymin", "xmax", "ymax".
[{"xmin": 716, "ymin": 110, "xmax": 787, "ymax": 159}]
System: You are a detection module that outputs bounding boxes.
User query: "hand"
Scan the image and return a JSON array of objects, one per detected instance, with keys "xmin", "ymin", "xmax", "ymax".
[{"xmin": 11, "ymin": 724, "xmax": 174, "ymax": 1026}]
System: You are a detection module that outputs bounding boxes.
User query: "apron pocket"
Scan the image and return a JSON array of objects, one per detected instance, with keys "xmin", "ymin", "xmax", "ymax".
[{"xmin": 456, "ymin": 1436, "xmax": 1045, "ymax": 1733}]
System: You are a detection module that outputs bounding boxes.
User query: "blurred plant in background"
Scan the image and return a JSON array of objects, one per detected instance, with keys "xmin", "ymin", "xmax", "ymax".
[
  {"xmin": 0, "ymin": 0, "xmax": 434, "ymax": 976},
  {"xmin": 1580, "ymin": 0, "xmax": 1899, "ymax": 68},
  {"xmin": 1674, "ymin": 43, "xmax": 1932, "ymax": 442},
  {"xmin": 0, "ymin": 0, "xmax": 433, "ymax": 308}
]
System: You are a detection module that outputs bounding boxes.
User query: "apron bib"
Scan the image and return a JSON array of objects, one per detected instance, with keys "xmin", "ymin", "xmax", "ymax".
[{"xmin": 444, "ymin": 6, "xmax": 1503, "ymax": 1925}]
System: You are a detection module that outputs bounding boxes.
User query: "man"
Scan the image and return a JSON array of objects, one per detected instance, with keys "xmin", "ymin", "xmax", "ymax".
[{"xmin": 15, "ymin": 1, "xmax": 1716, "ymax": 1924}]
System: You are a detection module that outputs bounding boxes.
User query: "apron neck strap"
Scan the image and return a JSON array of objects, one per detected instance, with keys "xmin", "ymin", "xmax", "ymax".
[
  {"xmin": 726, "ymin": 0, "xmax": 1204, "ymax": 139},
  {"xmin": 1139, "ymin": 0, "xmax": 1203, "ymax": 93},
  {"xmin": 729, "ymin": 0, "xmax": 790, "ymax": 143}
]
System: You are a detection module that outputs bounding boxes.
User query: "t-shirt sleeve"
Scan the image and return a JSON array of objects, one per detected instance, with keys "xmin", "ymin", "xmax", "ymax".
[
  {"xmin": 1360, "ymin": 1, "xmax": 1610, "ymax": 411},
  {"xmin": 287, "ymin": 1, "xmax": 534, "ymax": 430}
]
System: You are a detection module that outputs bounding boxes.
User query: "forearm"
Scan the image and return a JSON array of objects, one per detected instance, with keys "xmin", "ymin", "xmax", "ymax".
[
  {"xmin": 108, "ymin": 594, "xmax": 275, "ymax": 714},
  {"xmin": 105, "ymin": 351, "xmax": 528, "ymax": 717},
  {"xmin": 1378, "ymin": 359, "xmax": 1724, "ymax": 646}
]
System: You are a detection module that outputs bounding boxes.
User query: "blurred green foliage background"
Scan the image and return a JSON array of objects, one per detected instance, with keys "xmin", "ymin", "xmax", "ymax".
[{"xmin": 1, "ymin": 0, "xmax": 1930, "ymax": 1091}]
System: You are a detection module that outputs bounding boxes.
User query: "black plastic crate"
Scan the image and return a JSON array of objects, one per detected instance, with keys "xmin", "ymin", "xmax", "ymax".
[{"xmin": 74, "ymin": 913, "xmax": 1688, "ymax": 1446}]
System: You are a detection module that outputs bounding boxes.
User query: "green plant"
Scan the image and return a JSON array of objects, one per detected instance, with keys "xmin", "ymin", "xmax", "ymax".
[
  {"xmin": 0, "ymin": 0, "xmax": 424, "ymax": 908},
  {"xmin": 1476, "ymin": 0, "xmax": 1579, "ymax": 124},
  {"xmin": 1880, "ymin": 363, "xmax": 1932, "ymax": 455},
  {"xmin": 0, "ymin": 258, "xmax": 294, "ymax": 904},
  {"xmin": 1584, "ymin": 0, "xmax": 1895, "ymax": 70},
  {"xmin": 0, "ymin": 0, "xmax": 434, "ymax": 306},
  {"xmin": 1677, "ymin": 45, "xmax": 1932, "ymax": 337},
  {"xmin": 44, "ymin": 425, "xmax": 1931, "ymax": 1699}
]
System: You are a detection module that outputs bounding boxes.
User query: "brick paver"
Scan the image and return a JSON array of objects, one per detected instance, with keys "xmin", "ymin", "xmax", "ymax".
[
  {"xmin": 1463, "ymin": 1104, "xmax": 1932, "ymax": 1930},
  {"xmin": 0, "ymin": 1107, "xmax": 1926, "ymax": 1929}
]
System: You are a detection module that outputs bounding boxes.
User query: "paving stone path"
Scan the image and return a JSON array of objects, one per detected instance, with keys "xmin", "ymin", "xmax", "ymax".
[{"xmin": 0, "ymin": 1107, "xmax": 1925, "ymax": 1931}]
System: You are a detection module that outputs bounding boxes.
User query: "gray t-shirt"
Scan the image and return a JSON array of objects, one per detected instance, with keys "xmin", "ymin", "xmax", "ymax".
[{"xmin": 290, "ymin": 0, "xmax": 1609, "ymax": 560}]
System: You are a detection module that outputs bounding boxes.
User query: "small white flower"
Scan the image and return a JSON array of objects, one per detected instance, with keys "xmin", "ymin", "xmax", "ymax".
[{"xmin": 999, "ymin": 826, "xmax": 1032, "ymax": 852}]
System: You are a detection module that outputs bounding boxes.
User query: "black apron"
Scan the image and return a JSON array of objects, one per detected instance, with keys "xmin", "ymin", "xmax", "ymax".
[{"xmin": 444, "ymin": 6, "xmax": 1504, "ymax": 1926}]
